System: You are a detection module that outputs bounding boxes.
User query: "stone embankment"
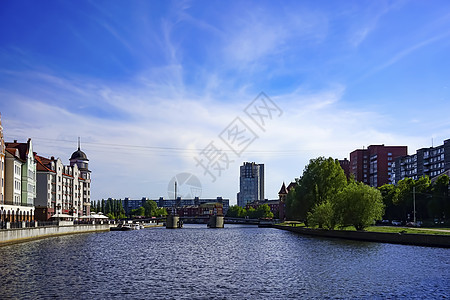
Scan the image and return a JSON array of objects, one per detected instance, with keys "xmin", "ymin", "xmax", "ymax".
[
  {"xmin": 0, "ymin": 224, "xmax": 113, "ymax": 246},
  {"xmin": 273, "ymin": 225, "xmax": 450, "ymax": 248}
]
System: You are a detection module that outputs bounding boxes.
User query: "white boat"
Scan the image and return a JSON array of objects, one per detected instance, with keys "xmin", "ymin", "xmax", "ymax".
[{"xmin": 110, "ymin": 223, "xmax": 141, "ymax": 231}]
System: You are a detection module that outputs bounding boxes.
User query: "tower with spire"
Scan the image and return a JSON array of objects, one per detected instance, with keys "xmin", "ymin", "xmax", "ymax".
[{"xmin": 69, "ymin": 138, "xmax": 91, "ymax": 216}]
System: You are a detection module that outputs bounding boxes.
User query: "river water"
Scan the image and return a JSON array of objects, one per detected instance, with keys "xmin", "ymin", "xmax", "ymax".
[{"xmin": 0, "ymin": 224, "xmax": 449, "ymax": 299}]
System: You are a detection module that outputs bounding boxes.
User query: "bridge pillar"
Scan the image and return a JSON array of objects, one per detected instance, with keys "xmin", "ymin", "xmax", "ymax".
[
  {"xmin": 207, "ymin": 215, "xmax": 224, "ymax": 228},
  {"xmin": 166, "ymin": 215, "xmax": 182, "ymax": 229}
]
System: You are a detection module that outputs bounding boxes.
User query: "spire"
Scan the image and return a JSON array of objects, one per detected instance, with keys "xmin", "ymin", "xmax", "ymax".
[
  {"xmin": 78, "ymin": 136, "xmax": 81, "ymax": 151},
  {"xmin": 278, "ymin": 182, "xmax": 288, "ymax": 195}
]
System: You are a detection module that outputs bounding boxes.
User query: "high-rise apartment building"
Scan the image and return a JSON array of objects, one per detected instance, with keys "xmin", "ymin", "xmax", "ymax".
[
  {"xmin": 237, "ymin": 162, "xmax": 264, "ymax": 207},
  {"xmin": 350, "ymin": 145, "xmax": 407, "ymax": 187},
  {"xmin": 393, "ymin": 139, "xmax": 450, "ymax": 184}
]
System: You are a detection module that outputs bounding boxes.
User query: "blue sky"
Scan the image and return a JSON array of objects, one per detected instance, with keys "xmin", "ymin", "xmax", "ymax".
[{"xmin": 1, "ymin": 0, "xmax": 450, "ymax": 204}]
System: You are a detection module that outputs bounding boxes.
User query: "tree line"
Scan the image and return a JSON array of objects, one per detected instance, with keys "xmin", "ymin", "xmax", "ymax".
[
  {"xmin": 285, "ymin": 157, "xmax": 384, "ymax": 230},
  {"xmin": 226, "ymin": 204, "xmax": 274, "ymax": 219},
  {"xmin": 285, "ymin": 156, "xmax": 450, "ymax": 230},
  {"xmin": 91, "ymin": 198, "xmax": 126, "ymax": 220},
  {"xmin": 91, "ymin": 199, "xmax": 167, "ymax": 219},
  {"xmin": 380, "ymin": 175, "xmax": 450, "ymax": 224}
]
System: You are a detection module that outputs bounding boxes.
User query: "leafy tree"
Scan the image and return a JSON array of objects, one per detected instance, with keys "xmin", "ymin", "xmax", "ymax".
[
  {"xmin": 307, "ymin": 200, "xmax": 335, "ymax": 230},
  {"xmin": 334, "ymin": 181, "xmax": 384, "ymax": 230},
  {"xmin": 288, "ymin": 157, "xmax": 347, "ymax": 222},
  {"xmin": 247, "ymin": 207, "xmax": 257, "ymax": 219},
  {"xmin": 285, "ymin": 183, "xmax": 300, "ymax": 220},
  {"xmin": 155, "ymin": 207, "xmax": 168, "ymax": 217},
  {"xmin": 256, "ymin": 204, "xmax": 274, "ymax": 219},
  {"xmin": 379, "ymin": 184, "xmax": 400, "ymax": 220},
  {"xmin": 430, "ymin": 175, "xmax": 450, "ymax": 220},
  {"xmin": 226, "ymin": 205, "xmax": 247, "ymax": 218},
  {"xmin": 131, "ymin": 206, "xmax": 145, "ymax": 217},
  {"xmin": 143, "ymin": 200, "xmax": 158, "ymax": 217}
]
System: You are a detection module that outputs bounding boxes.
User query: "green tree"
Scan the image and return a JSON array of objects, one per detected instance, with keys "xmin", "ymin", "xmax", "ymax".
[
  {"xmin": 334, "ymin": 181, "xmax": 384, "ymax": 230},
  {"xmin": 131, "ymin": 206, "xmax": 145, "ymax": 217},
  {"xmin": 155, "ymin": 207, "xmax": 168, "ymax": 217},
  {"xmin": 143, "ymin": 200, "xmax": 158, "ymax": 217},
  {"xmin": 226, "ymin": 205, "xmax": 247, "ymax": 218},
  {"xmin": 379, "ymin": 184, "xmax": 400, "ymax": 221},
  {"xmin": 247, "ymin": 207, "xmax": 257, "ymax": 219},
  {"xmin": 307, "ymin": 200, "xmax": 335, "ymax": 230},
  {"xmin": 256, "ymin": 204, "xmax": 274, "ymax": 219},
  {"xmin": 288, "ymin": 157, "xmax": 347, "ymax": 222},
  {"xmin": 430, "ymin": 175, "xmax": 449, "ymax": 220}
]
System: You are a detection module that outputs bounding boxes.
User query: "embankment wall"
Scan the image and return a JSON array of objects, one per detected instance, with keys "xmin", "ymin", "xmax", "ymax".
[
  {"xmin": 273, "ymin": 225, "xmax": 450, "ymax": 248},
  {"xmin": 0, "ymin": 224, "xmax": 113, "ymax": 246}
]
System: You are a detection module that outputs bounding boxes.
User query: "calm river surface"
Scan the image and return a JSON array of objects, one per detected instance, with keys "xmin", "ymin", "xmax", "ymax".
[{"xmin": 0, "ymin": 224, "xmax": 449, "ymax": 299}]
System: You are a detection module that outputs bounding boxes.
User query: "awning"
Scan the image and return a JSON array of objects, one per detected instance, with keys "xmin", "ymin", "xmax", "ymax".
[{"xmin": 51, "ymin": 213, "xmax": 75, "ymax": 219}]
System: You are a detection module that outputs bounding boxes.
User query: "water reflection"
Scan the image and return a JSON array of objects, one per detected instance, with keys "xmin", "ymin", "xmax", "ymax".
[{"xmin": 0, "ymin": 224, "xmax": 448, "ymax": 299}]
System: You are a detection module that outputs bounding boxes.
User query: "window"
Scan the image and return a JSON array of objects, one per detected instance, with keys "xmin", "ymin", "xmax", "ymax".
[{"xmin": 388, "ymin": 152, "xmax": 392, "ymax": 156}]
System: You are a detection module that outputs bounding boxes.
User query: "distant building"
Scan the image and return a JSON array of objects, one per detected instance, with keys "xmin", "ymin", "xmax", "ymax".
[
  {"xmin": 393, "ymin": 139, "xmax": 450, "ymax": 184},
  {"xmin": 122, "ymin": 197, "xmax": 148, "ymax": 215},
  {"xmin": 177, "ymin": 202, "xmax": 223, "ymax": 218},
  {"xmin": 237, "ymin": 162, "xmax": 264, "ymax": 207},
  {"xmin": 350, "ymin": 145, "xmax": 407, "ymax": 187},
  {"xmin": 246, "ymin": 199, "xmax": 280, "ymax": 218},
  {"xmin": 339, "ymin": 158, "xmax": 350, "ymax": 178},
  {"xmin": 157, "ymin": 197, "xmax": 229, "ymax": 215},
  {"xmin": 35, "ymin": 144, "xmax": 91, "ymax": 221},
  {"xmin": 277, "ymin": 181, "xmax": 296, "ymax": 220}
]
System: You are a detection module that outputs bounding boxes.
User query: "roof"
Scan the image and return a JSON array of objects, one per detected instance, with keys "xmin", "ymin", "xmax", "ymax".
[
  {"xmin": 70, "ymin": 147, "xmax": 89, "ymax": 161},
  {"xmin": 287, "ymin": 182, "xmax": 297, "ymax": 191},
  {"xmin": 35, "ymin": 154, "xmax": 55, "ymax": 173},
  {"xmin": 278, "ymin": 182, "xmax": 288, "ymax": 195},
  {"xmin": 5, "ymin": 139, "xmax": 31, "ymax": 161}
]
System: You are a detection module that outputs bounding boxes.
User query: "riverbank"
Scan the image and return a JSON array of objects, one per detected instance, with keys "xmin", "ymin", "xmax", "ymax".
[
  {"xmin": 273, "ymin": 225, "xmax": 450, "ymax": 248},
  {"xmin": 0, "ymin": 224, "xmax": 114, "ymax": 246}
]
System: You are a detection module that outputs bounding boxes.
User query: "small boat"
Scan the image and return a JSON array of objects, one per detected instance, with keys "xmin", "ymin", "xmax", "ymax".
[{"xmin": 110, "ymin": 223, "xmax": 141, "ymax": 231}]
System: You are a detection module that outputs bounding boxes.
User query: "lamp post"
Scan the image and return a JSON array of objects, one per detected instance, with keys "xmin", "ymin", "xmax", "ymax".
[{"xmin": 413, "ymin": 186, "xmax": 416, "ymax": 224}]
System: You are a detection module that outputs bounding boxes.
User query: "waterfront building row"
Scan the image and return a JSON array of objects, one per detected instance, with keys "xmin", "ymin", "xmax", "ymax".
[
  {"xmin": 0, "ymin": 113, "xmax": 91, "ymax": 222},
  {"xmin": 392, "ymin": 139, "xmax": 450, "ymax": 184},
  {"xmin": 341, "ymin": 139, "xmax": 450, "ymax": 187}
]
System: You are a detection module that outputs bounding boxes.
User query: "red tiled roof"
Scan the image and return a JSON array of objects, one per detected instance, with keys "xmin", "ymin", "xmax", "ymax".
[{"xmin": 35, "ymin": 154, "xmax": 55, "ymax": 173}]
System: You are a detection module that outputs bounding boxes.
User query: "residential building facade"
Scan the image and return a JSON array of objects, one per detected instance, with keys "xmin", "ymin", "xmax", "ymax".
[
  {"xmin": 393, "ymin": 139, "xmax": 450, "ymax": 184},
  {"xmin": 35, "ymin": 146, "xmax": 91, "ymax": 221},
  {"xmin": 0, "ymin": 114, "xmax": 4, "ymax": 205},
  {"xmin": 339, "ymin": 158, "xmax": 350, "ymax": 178},
  {"xmin": 350, "ymin": 145, "xmax": 407, "ymax": 187},
  {"xmin": 237, "ymin": 162, "xmax": 264, "ymax": 207},
  {"xmin": 0, "ymin": 116, "xmax": 36, "ymax": 222}
]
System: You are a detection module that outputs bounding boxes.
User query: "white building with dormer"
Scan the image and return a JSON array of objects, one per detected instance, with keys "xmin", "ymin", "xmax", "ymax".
[{"xmin": 35, "ymin": 143, "xmax": 91, "ymax": 220}]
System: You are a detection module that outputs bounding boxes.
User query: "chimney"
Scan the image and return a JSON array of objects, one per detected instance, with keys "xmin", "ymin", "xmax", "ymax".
[{"xmin": 14, "ymin": 140, "xmax": 17, "ymax": 143}]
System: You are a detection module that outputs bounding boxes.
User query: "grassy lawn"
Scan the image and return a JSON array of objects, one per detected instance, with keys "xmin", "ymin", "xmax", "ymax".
[
  {"xmin": 278, "ymin": 222, "xmax": 450, "ymax": 235},
  {"xmin": 365, "ymin": 226, "xmax": 450, "ymax": 235}
]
